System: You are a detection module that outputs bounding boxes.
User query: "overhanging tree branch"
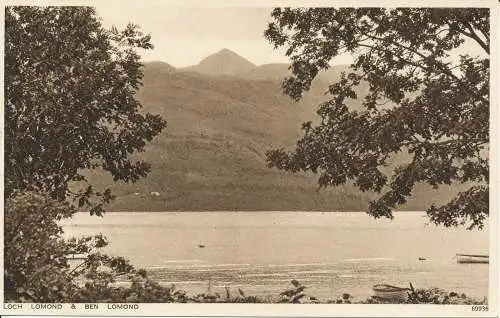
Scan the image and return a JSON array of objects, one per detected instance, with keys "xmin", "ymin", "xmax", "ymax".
[{"xmin": 265, "ymin": 8, "xmax": 490, "ymax": 230}]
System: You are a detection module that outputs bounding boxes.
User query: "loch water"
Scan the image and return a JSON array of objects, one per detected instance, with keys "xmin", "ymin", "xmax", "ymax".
[{"xmin": 62, "ymin": 211, "xmax": 489, "ymax": 301}]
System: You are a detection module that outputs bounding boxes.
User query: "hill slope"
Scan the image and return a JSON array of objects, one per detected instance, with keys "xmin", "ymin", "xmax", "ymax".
[{"xmin": 84, "ymin": 56, "xmax": 466, "ymax": 212}]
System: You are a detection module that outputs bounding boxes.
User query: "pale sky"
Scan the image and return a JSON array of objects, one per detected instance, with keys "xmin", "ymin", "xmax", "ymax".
[
  {"xmin": 94, "ymin": 5, "xmax": 486, "ymax": 68},
  {"xmin": 94, "ymin": 6, "xmax": 354, "ymax": 67}
]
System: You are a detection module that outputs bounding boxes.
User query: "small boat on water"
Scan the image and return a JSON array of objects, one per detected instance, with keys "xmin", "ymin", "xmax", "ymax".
[
  {"xmin": 373, "ymin": 284, "xmax": 410, "ymax": 302},
  {"xmin": 456, "ymin": 253, "xmax": 488, "ymax": 264},
  {"xmin": 198, "ymin": 244, "xmax": 205, "ymax": 248}
]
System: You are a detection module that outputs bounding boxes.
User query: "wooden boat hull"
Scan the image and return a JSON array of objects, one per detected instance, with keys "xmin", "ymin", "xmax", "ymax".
[
  {"xmin": 456, "ymin": 254, "xmax": 489, "ymax": 264},
  {"xmin": 373, "ymin": 284, "xmax": 409, "ymax": 302}
]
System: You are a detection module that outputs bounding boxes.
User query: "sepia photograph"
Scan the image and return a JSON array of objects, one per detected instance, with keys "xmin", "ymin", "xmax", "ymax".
[{"xmin": 1, "ymin": 1, "xmax": 498, "ymax": 317}]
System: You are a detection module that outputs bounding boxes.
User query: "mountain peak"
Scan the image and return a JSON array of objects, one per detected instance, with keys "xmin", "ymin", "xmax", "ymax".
[
  {"xmin": 210, "ymin": 48, "xmax": 248, "ymax": 59},
  {"xmin": 182, "ymin": 49, "xmax": 256, "ymax": 76},
  {"xmin": 218, "ymin": 48, "xmax": 234, "ymax": 54}
]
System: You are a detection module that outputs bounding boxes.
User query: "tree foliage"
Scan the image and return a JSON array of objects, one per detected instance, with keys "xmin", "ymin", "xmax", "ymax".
[
  {"xmin": 5, "ymin": 6, "xmax": 166, "ymax": 214},
  {"xmin": 4, "ymin": 191, "xmax": 185, "ymax": 302},
  {"xmin": 264, "ymin": 8, "xmax": 489, "ymax": 229},
  {"xmin": 3, "ymin": 6, "xmax": 169, "ymax": 303}
]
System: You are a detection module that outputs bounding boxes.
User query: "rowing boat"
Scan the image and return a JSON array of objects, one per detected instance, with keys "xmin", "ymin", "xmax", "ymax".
[
  {"xmin": 456, "ymin": 253, "xmax": 489, "ymax": 264},
  {"xmin": 373, "ymin": 284, "xmax": 410, "ymax": 302}
]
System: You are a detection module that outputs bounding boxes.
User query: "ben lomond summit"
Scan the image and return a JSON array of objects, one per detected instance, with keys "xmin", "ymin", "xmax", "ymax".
[
  {"xmin": 173, "ymin": 48, "xmax": 349, "ymax": 84},
  {"xmin": 180, "ymin": 48, "xmax": 257, "ymax": 76}
]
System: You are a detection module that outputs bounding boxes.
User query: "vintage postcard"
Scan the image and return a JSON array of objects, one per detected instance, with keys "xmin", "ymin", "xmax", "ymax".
[{"xmin": 1, "ymin": 0, "xmax": 498, "ymax": 317}]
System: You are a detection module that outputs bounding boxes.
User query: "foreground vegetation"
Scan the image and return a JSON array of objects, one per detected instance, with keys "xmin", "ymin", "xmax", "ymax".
[
  {"xmin": 157, "ymin": 280, "xmax": 487, "ymax": 305},
  {"xmin": 5, "ymin": 191, "xmax": 486, "ymax": 305}
]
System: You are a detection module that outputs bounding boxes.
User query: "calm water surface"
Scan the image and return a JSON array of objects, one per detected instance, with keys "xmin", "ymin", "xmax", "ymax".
[{"xmin": 62, "ymin": 211, "xmax": 489, "ymax": 301}]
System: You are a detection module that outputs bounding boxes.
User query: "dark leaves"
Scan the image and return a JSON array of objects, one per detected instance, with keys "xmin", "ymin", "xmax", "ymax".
[
  {"xmin": 5, "ymin": 6, "xmax": 167, "ymax": 212},
  {"xmin": 265, "ymin": 8, "xmax": 489, "ymax": 229},
  {"xmin": 427, "ymin": 186, "xmax": 488, "ymax": 230}
]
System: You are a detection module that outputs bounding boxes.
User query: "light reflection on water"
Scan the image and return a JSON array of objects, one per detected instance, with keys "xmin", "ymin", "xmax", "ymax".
[{"xmin": 62, "ymin": 211, "xmax": 489, "ymax": 301}]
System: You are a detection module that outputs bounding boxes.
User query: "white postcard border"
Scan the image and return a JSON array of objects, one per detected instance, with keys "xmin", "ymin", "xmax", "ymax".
[{"xmin": 1, "ymin": 0, "xmax": 498, "ymax": 317}]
